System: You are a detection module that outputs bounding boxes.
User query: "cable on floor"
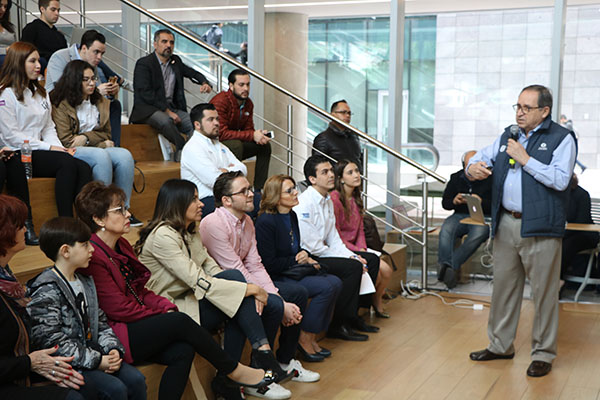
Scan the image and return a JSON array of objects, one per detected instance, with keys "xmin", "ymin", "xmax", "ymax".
[{"xmin": 399, "ymin": 279, "xmax": 491, "ymax": 310}]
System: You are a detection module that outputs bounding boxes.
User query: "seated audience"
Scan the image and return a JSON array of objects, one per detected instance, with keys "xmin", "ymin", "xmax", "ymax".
[
  {"xmin": 312, "ymin": 100, "xmax": 362, "ymax": 170},
  {"xmin": 50, "ymin": 60, "xmax": 140, "ymax": 226},
  {"xmin": 181, "ymin": 103, "xmax": 247, "ymax": 215},
  {"xmin": 560, "ymin": 175, "xmax": 600, "ymax": 291},
  {"xmin": 0, "ymin": 0, "xmax": 16, "ymax": 57},
  {"xmin": 0, "ymin": 147, "xmax": 38, "ymax": 244},
  {"xmin": 331, "ymin": 160, "xmax": 392, "ymax": 318},
  {"xmin": 294, "ymin": 155, "xmax": 379, "ymax": 341},
  {"xmin": 0, "ymin": 194, "xmax": 85, "ymax": 400},
  {"xmin": 27, "ymin": 216, "xmax": 147, "ymax": 400},
  {"xmin": 21, "ymin": 0, "xmax": 66, "ymax": 72},
  {"xmin": 74, "ymin": 181, "xmax": 274, "ymax": 400},
  {"xmin": 210, "ymin": 69, "xmax": 271, "ymax": 191},
  {"xmin": 0, "ymin": 42, "xmax": 92, "ymax": 217},
  {"xmin": 130, "ymin": 29, "xmax": 211, "ymax": 158},
  {"xmin": 45, "ymin": 30, "xmax": 124, "ymax": 145},
  {"xmin": 200, "ymin": 172, "xmax": 319, "ymax": 399},
  {"xmin": 136, "ymin": 178, "xmax": 301, "ymax": 399},
  {"xmin": 438, "ymin": 150, "xmax": 491, "ymax": 289},
  {"xmin": 255, "ymin": 174, "xmax": 342, "ymax": 362}
]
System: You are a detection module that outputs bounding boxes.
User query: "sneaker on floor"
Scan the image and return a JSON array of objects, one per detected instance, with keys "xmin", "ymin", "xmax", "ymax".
[
  {"xmin": 285, "ymin": 359, "xmax": 320, "ymax": 383},
  {"xmin": 129, "ymin": 214, "xmax": 143, "ymax": 227},
  {"xmin": 244, "ymin": 382, "xmax": 291, "ymax": 399}
]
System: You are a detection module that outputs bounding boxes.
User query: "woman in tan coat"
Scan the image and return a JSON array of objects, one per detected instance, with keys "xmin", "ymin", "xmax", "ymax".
[
  {"xmin": 50, "ymin": 60, "xmax": 140, "ymax": 225},
  {"xmin": 136, "ymin": 179, "xmax": 297, "ymax": 399}
]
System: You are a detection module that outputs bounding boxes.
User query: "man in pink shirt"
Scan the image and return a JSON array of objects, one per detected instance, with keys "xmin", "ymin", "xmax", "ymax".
[{"xmin": 200, "ymin": 171, "xmax": 321, "ymax": 396}]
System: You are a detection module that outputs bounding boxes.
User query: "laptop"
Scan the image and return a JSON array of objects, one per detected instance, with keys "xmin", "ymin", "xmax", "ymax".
[{"xmin": 463, "ymin": 194, "xmax": 486, "ymax": 225}]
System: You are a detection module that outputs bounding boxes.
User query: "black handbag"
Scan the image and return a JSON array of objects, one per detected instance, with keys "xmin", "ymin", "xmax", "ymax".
[{"xmin": 280, "ymin": 263, "xmax": 326, "ymax": 280}]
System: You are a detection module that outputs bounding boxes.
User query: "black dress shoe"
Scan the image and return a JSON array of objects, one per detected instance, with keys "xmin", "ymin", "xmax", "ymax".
[
  {"xmin": 250, "ymin": 349, "xmax": 295, "ymax": 383},
  {"xmin": 526, "ymin": 361, "xmax": 552, "ymax": 377},
  {"xmin": 443, "ymin": 267, "xmax": 457, "ymax": 289},
  {"xmin": 327, "ymin": 324, "xmax": 368, "ymax": 341},
  {"xmin": 469, "ymin": 349, "xmax": 515, "ymax": 361},
  {"xmin": 351, "ymin": 317, "xmax": 379, "ymax": 333},
  {"xmin": 211, "ymin": 375, "xmax": 244, "ymax": 400},
  {"xmin": 297, "ymin": 345, "xmax": 324, "ymax": 362},
  {"xmin": 317, "ymin": 347, "xmax": 331, "ymax": 358},
  {"xmin": 24, "ymin": 219, "xmax": 39, "ymax": 246}
]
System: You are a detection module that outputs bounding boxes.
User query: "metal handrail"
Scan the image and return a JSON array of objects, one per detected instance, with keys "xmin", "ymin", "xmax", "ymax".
[{"xmin": 118, "ymin": 0, "xmax": 446, "ymax": 184}]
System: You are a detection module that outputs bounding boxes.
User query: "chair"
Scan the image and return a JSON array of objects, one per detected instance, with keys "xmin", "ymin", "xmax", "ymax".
[{"xmin": 563, "ymin": 197, "xmax": 600, "ymax": 302}]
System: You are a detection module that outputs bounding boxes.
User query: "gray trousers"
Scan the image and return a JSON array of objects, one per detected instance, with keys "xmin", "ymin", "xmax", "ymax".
[
  {"xmin": 487, "ymin": 211, "xmax": 561, "ymax": 363},
  {"xmin": 145, "ymin": 109, "xmax": 193, "ymax": 150}
]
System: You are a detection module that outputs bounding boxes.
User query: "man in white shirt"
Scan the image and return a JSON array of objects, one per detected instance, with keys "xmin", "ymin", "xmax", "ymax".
[
  {"xmin": 294, "ymin": 155, "xmax": 379, "ymax": 341},
  {"xmin": 181, "ymin": 103, "xmax": 247, "ymax": 215}
]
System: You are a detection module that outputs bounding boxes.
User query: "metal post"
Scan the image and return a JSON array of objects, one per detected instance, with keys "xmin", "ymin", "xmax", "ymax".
[
  {"xmin": 146, "ymin": 23, "xmax": 152, "ymax": 54},
  {"xmin": 363, "ymin": 147, "xmax": 369, "ymax": 210},
  {"xmin": 216, "ymin": 62, "xmax": 223, "ymax": 93},
  {"xmin": 421, "ymin": 179, "xmax": 429, "ymax": 289},
  {"xmin": 80, "ymin": 0, "xmax": 86, "ymax": 28},
  {"xmin": 15, "ymin": 0, "xmax": 25, "ymax": 40},
  {"xmin": 287, "ymin": 104, "xmax": 293, "ymax": 176},
  {"xmin": 550, "ymin": 0, "xmax": 567, "ymax": 121}
]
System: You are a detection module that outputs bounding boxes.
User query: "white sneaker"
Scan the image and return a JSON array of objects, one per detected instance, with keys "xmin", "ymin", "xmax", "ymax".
[
  {"xmin": 286, "ymin": 359, "xmax": 320, "ymax": 383},
  {"xmin": 244, "ymin": 382, "xmax": 291, "ymax": 399}
]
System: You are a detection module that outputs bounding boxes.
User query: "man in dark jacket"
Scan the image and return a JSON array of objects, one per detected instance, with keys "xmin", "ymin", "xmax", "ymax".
[
  {"xmin": 129, "ymin": 29, "xmax": 211, "ymax": 156},
  {"xmin": 438, "ymin": 150, "xmax": 492, "ymax": 289},
  {"xmin": 312, "ymin": 100, "xmax": 362, "ymax": 170},
  {"xmin": 21, "ymin": 0, "xmax": 67, "ymax": 72},
  {"xmin": 210, "ymin": 69, "xmax": 271, "ymax": 190}
]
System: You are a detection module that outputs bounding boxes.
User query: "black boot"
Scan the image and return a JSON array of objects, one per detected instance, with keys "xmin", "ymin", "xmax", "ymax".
[
  {"xmin": 24, "ymin": 219, "xmax": 39, "ymax": 246},
  {"xmin": 211, "ymin": 374, "xmax": 243, "ymax": 400},
  {"xmin": 250, "ymin": 349, "xmax": 295, "ymax": 383}
]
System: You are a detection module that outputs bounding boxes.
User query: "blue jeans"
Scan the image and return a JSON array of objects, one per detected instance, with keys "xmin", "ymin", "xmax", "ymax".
[
  {"xmin": 438, "ymin": 212, "xmax": 490, "ymax": 271},
  {"xmin": 81, "ymin": 363, "xmax": 147, "ymax": 400},
  {"xmin": 74, "ymin": 147, "xmax": 134, "ymax": 207}
]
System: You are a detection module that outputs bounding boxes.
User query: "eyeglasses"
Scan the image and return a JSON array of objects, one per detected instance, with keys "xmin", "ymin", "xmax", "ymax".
[
  {"xmin": 107, "ymin": 205, "xmax": 129, "ymax": 216},
  {"xmin": 512, "ymin": 104, "xmax": 543, "ymax": 114},
  {"xmin": 227, "ymin": 186, "xmax": 254, "ymax": 197},
  {"xmin": 332, "ymin": 110, "xmax": 353, "ymax": 116},
  {"xmin": 82, "ymin": 76, "xmax": 98, "ymax": 83},
  {"xmin": 283, "ymin": 185, "xmax": 298, "ymax": 195}
]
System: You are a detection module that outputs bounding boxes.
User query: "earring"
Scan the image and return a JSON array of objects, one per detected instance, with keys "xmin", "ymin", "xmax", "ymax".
[
  {"xmin": 101, "ymin": 227, "xmax": 105, "ymax": 232},
  {"xmin": 341, "ymin": 181, "xmax": 345, "ymax": 184}
]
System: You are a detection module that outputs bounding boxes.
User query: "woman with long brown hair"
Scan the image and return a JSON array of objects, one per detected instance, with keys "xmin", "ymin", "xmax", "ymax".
[
  {"xmin": 331, "ymin": 159, "xmax": 392, "ymax": 318},
  {"xmin": 0, "ymin": 42, "xmax": 92, "ymax": 217}
]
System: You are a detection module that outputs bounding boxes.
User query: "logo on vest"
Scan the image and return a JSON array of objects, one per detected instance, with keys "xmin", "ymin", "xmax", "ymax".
[
  {"xmin": 499, "ymin": 145, "xmax": 507, "ymax": 153},
  {"xmin": 537, "ymin": 143, "xmax": 548, "ymax": 151}
]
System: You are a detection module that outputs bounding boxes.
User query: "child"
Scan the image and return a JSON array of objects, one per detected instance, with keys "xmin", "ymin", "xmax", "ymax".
[{"xmin": 27, "ymin": 217, "xmax": 147, "ymax": 400}]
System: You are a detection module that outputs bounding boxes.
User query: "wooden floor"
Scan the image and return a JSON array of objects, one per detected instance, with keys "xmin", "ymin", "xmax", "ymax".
[{"xmin": 282, "ymin": 295, "xmax": 600, "ymax": 400}]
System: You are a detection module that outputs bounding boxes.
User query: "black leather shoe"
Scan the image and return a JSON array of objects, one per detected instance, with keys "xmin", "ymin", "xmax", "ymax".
[
  {"xmin": 211, "ymin": 375, "xmax": 244, "ymax": 400},
  {"xmin": 438, "ymin": 263, "xmax": 448, "ymax": 281},
  {"xmin": 297, "ymin": 345, "xmax": 324, "ymax": 362},
  {"xmin": 443, "ymin": 267, "xmax": 457, "ymax": 289},
  {"xmin": 250, "ymin": 349, "xmax": 295, "ymax": 383},
  {"xmin": 351, "ymin": 317, "xmax": 379, "ymax": 333},
  {"xmin": 526, "ymin": 361, "xmax": 552, "ymax": 377},
  {"xmin": 24, "ymin": 219, "xmax": 39, "ymax": 246},
  {"xmin": 327, "ymin": 324, "xmax": 368, "ymax": 341},
  {"xmin": 469, "ymin": 349, "xmax": 515, "ymax": 361},
  {"xmin": 317, "ymin": 347, "xmax": 331, "ymax": 358}
]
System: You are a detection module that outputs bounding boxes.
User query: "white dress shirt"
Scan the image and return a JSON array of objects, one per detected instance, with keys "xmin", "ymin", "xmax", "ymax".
[
  {"xmin": 294, "ymin": 185, "xmax": 356, "ymax": 258},
  {"xmin": 181, "ymin": 130, "xmax": 247, "ymax": 199},
  {"xmin": 0, "ymin": 87, "xmax": 62, "ymax": 150}
]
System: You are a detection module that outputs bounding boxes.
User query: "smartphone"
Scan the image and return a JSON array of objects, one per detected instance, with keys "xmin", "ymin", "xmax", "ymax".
[{"xmin": 265, "ymin": 131, "xmax": 273, "ymax": 138}]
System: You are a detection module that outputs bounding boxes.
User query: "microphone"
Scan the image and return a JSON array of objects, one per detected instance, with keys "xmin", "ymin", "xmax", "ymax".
[{"xmin": 508, "ymin": 124, "xmax": 519, "ymax": 168}]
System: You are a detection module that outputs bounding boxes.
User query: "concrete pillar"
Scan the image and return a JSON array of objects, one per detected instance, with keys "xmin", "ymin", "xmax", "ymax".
[
  {"xmin": 263, "ymin": 12, "xmax": 308, "ymax": 180},
  {"xmin": 248, "ymin": 0, "xmax": 265, "ymax": 128}
]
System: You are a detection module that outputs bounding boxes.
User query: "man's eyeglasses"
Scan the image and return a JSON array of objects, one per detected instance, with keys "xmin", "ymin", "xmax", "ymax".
[
  {"xmin": 512, "ymin": 104, "xmax": 543, "ymax": 114},
  {"xmin": 332, "ymin": 110, "xmax": 353, "ymax": 116},
  {"xmin": 227, "ymin": 186, "xmax": 254, "ymax": 197},
  {"xmin": 107, "ymin": 205, "xmax": 129, "ymax": 216},
  {"xmin": 283, "ymin": 185, "xmax": 298, "ymax": 195},
  {"xmin": 82, "ymin": 76, "xmax": 99, "ymax": 83}
]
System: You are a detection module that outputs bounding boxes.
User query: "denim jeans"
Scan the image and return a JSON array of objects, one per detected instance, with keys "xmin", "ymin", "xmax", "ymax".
[
  {"xmin": 81, "ymin": 363, "xmax": 147, "ymax": 400},
  {"xmin": 74, "ymin": 147, "xmax": 134, "ymax": 207},
  {"xmin": 438, "ymin": 212, "xmax": 490, "ymax": 271}
]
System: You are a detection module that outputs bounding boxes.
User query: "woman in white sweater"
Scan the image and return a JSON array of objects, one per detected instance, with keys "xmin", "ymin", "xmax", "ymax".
[{"xmin": 0, "ymin": 42, "xmax": 92, "ymax": 217}]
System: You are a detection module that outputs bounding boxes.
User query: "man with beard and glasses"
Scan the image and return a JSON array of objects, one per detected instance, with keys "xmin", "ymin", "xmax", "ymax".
[
  {"xmin": 181, "ymin": 103, "xmax": 247, "ymax": 215},
  {"xmin": 210, "ymin": 69, "xmax": 271, "ymax": 192},
  {"xmin": 130, "ymin": 29, "xmax": 212, "ymax": 158}
]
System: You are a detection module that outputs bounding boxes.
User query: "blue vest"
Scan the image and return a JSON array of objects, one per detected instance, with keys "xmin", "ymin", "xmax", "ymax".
[{"xmin": 491, "ymin": 117, "xmax": 576, "ymax": 238}]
